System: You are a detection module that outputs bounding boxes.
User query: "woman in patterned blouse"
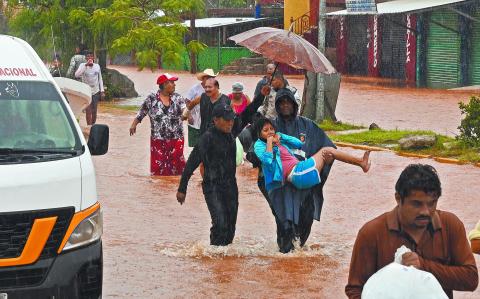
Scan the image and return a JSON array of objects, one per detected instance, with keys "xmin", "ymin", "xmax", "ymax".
[{"xmin": 129, "ymin": 73, "xmax": 188, "ymax": 175}]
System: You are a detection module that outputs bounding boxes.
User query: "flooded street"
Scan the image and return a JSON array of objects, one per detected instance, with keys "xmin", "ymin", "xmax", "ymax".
[{"xmin": 96, "ymin": 68, "xmax": 480, "ymax": 298}]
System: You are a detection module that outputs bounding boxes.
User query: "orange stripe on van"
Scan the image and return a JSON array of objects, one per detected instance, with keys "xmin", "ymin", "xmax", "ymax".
[
  {"xmin": 57, "ymin": 202, "xmax": 100, "ymax": 253},
  {"xmin": 0, "ymin": 217, "xmax": 57, "ymax": 267}
]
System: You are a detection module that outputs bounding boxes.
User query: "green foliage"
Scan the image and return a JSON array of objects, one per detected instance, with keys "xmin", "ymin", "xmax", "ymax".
[
  {"xmin": 186, "ymin": 40, "xmax": 207, "ymax": 55},
  {"xmin": 457, "ymin": 96, "xmax": 480, "ymax": 147},
  {"xmin": 6, "ymin": 0, "xmax": 207, "ymax": 70},
  {"xmin": 220, "ymin": 0, "xmax": 248, "ymax": 8}
]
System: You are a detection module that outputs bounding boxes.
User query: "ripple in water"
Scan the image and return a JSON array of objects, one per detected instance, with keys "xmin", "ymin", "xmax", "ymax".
[{"xmin": 155, "ymin": 237, "xmax": 349, "ymax": 259}]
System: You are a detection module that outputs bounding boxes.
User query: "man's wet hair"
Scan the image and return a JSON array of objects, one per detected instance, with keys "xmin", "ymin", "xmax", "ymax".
[
  {"xmin": 207, "ymin": 78, "xmax": 219, "ymax": 88},
  {"xmin": 395, "ymin": 164, "xmax": 442, "ymax": 201},
  {"xmin": 85, "ymin": 50, "xmax": 93, "ymax": 56},
  {"xmin": 255, "ymin": 117, "xmax": 275, "ymax": 141}
]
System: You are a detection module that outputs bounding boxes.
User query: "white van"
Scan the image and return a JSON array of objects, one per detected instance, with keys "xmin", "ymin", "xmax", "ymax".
[{"xmin": 0, "ymin": 35, "xmax": 108, "ymax": 298}]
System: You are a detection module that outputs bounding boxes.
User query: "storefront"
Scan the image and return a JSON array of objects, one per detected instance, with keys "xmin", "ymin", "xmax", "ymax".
[
  {"xmin": 328, "ymin": 0, "xmax": 472, "ymax": 88},
  {"xmin": 346, "ymin": 15, "xmax": 369, "ymax": 75},
  {"xmin": 380, "ymin": 14, "xmax": 407, "ymax": 79},
  {"xmin": 469, "ymin": 7, "xmax": 480, "ymax": 85},
  {"xmin": 425, "ymin": 9, "xmax": 461, "ymax": 88}
]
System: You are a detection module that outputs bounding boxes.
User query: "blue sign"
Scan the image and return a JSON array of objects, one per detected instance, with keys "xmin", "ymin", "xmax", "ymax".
[{"xmin": 346, "ymin": 0, "xmax": 377, "ymax": 13}]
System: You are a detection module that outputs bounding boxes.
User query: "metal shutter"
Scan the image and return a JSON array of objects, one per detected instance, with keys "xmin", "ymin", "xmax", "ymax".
[
  {"xmin": 347, "ymin": 16, "xmax": 369, "ymax": 75},
  {"xmin": 380, "ymin": 15, "xmax": 407, "ymax": 79},
  {"xmin": 426, "ymin": 10, "xmax": 461, "ymax": 88},
  {"xmin": 469, "ymin": 8, "xmax": 480, "ymax": 85}
]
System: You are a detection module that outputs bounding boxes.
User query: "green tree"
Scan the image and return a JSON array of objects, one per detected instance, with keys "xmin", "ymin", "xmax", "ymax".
[
  {"xmin": 458, "ymin": 96, "xmax": 480, "ymax": 147},
  {"xmin": 219, "ymin": 0, "xmax": 248, "ymax": 8},
  {"xmin": 0, "ymin": 1, "xmax": 8, "ymax": 33},
  {"xmin": 7, "ymin": 0, "xmax": 113, "ymax": 67},
  {"xmin": 7, "ymin": 0, "xmax": 206, "ymax": 70}
]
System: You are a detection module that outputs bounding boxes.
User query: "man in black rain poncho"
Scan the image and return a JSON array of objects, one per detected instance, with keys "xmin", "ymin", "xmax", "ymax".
[
  {"xmin": 258, "ymin": 88, "xmax": 335, "ymax": 253},
  {"xmin": 176, "ymin": 86, "xmax": 269, "ymax": 246}
]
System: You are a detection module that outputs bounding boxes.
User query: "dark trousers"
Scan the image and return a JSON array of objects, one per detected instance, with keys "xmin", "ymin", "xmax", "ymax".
[
  {"xmin": 86, "ymin": 92, "xmax": 101, "ymax": 125},
  {"xmin": 203, "ymin": 183, "xmax": 239, "ymax": 246},
  {"xmin": 258, "ymin": 175, "xmax": 314, "ymax": 253}
]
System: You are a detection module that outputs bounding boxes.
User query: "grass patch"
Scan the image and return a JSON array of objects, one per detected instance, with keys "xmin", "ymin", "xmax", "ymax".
[
  {"xmin": 102, "ymin": 103, "xmax": 139, "ymax": 112},
  {"xmin": 331, "ymin": 129, "xmax": 437, "ymax": 145},
  {"xmin": 331, "ymin": 129, "xmax": 480, "ymax": 164},
  {"xmin": 319, "ymin": 119, "xmax": 366, "ymax": 131}
]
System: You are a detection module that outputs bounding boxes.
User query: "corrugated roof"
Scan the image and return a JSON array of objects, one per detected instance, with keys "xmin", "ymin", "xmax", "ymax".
[
  {"xmin": 327, "ymin": 0, "xmax": 468, "ymax": 16},
  {"xmin": 183, "ymin": 18, "xmax": 265, "ymax": 28}
]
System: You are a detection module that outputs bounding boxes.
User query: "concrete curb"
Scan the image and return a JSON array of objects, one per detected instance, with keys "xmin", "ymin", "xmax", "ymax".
[
  {"xmin": 334, "ymin": 141, "xmax": 478, "ymax": 167},
  {"xmin": 334, "ymin": 142, "xmax": 388, "ymax": 152}
]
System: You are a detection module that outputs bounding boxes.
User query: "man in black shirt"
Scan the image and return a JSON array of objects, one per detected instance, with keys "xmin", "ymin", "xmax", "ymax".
[
  {"xmin": 177, "ymin": 86, "xmax": 269, "ymax": 246},
  {"xmin": 186, "ymin": 78, "xmax": 231, "ymax": 135}
]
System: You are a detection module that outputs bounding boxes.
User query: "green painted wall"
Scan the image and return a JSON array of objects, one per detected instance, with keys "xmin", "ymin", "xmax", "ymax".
[{"xmin": 162, "ymin": 47, "xmax": 253, "ymax": 72}]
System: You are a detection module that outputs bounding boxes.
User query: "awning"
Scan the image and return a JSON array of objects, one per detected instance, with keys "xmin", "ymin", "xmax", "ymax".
[
  {"xmin": 327, "ymin": 0, "xmax": 468, "ymax": 16},
  {"xmin": 183, "ymin": 18, "xmax": 266, "ymax": 28}
]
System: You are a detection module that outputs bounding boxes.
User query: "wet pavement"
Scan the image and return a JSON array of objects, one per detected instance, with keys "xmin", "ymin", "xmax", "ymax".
[{"xmin": 96, "ymin": 67, "xmax": 480, "ymax": 298}]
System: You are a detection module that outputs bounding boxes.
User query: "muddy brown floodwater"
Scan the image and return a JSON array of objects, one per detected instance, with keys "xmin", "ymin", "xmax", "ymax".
[{"xmin": 95, "ymin": 68, "xmax": 480, "ymax": 298}]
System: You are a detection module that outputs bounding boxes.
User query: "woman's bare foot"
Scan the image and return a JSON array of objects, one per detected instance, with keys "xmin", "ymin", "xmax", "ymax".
[{"xmin": 360, "ymin": 151, "xmax": 371, "ymax": 173}]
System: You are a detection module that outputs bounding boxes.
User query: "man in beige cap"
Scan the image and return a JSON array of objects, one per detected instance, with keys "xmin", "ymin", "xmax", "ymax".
[{"xmin": 185, "ymin": 68, "xmax": 218, "ymax": 147}]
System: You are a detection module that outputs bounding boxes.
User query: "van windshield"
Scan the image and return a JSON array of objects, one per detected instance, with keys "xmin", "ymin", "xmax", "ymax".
[{"xmin": 0, "ymin": 81, "xmax": 82, "ymax": 154}]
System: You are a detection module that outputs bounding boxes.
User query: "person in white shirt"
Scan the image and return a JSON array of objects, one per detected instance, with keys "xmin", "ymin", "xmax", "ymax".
[
  {"xmin": 75, "ymin": 50, "xmax": 105, "ymax": 125},
  {"xmin": 185, "ymin": 68, "xmax": 217, "ymax": 147}
]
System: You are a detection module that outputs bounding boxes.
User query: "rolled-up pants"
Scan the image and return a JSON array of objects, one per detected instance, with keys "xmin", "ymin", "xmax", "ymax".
[
  {"xmin": 203, "ymin": 182, "xmax": 239, "ymax": 246},
  {"xmin": 86, "ymin": 92, "xmax": 101, "ymax": 125}
]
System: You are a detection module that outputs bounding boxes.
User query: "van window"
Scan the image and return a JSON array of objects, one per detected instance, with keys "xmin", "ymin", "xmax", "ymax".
[{"xmin": 0, "ymin": 81, "xmax": 82, "ymax": 153}]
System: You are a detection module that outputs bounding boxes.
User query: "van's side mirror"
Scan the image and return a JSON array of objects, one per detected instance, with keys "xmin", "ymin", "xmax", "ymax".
[{"xmin": 88, "ymin": 124, "xmax": 109, "ymax": 155}]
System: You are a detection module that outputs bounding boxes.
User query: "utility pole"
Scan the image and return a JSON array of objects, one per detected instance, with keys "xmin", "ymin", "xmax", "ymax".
[{"xmin": 315, "ymin": 0, "xmax": 327, "ymax": 122}]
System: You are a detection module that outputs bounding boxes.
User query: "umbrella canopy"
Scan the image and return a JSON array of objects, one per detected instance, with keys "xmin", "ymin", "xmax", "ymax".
[{"xmin": 229, "ymin": 27, "xmax": 336, "ymax": 74}]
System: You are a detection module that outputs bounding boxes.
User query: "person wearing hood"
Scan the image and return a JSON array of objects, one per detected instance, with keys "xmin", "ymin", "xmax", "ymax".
[
  {"xmin": 256, "ymin": 87, "xmax": 335, "ymax": 253},
  {"xmin": 176, "ymin": 86, "xmax": 269, "ymax": 246}
]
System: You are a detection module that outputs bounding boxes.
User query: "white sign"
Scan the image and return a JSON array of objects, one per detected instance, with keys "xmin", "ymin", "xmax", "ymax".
[{"xmin": 346, "ymin": 0, "xmax": 377, "ymax": 13}]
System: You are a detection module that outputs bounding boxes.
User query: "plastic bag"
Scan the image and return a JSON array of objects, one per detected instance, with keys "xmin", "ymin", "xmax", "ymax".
[
  {"xmin": 362, "ymin": 246, "xmax": 448, "ymax": 299},
  {"xmin": 236, "ymin": 137, "xmax": 244, "ymax": 166}
]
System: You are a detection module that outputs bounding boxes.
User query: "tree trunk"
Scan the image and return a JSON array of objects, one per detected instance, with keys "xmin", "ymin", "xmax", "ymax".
[
  {"xmin": 301, "ymin": 71, "xmax": 317, "ymax": 119},
  {"xmin": 301, "ymin": 71, "xmax": 340, "ymax": 121},
  {"xmin": 189, "ymin": 14, "xmax": 197, "ymax": 74}
]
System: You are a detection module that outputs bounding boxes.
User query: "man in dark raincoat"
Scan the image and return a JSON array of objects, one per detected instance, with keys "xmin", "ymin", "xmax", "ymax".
[
  {"xmin": 259, "ymin": 88, "xmax": 335, "ymax": 253},
  {"xmin": 176, "ymin": 86, "xmax": 269, "ymax": 246}
]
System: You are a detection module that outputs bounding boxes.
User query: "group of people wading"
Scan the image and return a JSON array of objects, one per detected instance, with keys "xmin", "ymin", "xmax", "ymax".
[
  {"xmin": 129, "ymin": 66, "xmax": 480, "ymax": 297},
  {"xmin": 129, "ymin": 65, "xmax": 370, "ymax": 252}
]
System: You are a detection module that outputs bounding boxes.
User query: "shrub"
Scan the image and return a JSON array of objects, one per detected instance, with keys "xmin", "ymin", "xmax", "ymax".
[{"xmin": 457, "ymin": 96, "xmax": 480, "ymax": 147}]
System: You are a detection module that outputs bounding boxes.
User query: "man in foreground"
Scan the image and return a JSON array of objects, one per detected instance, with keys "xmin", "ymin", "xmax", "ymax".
[{"xmin": 346, "ymin": 164, "xmax": 478, "ymax": 298}]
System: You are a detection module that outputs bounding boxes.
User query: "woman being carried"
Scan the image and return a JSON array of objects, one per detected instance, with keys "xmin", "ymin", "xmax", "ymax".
[{"xmin": 254, "ymin": 118, "xmax": 370, "ymax": 192}]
